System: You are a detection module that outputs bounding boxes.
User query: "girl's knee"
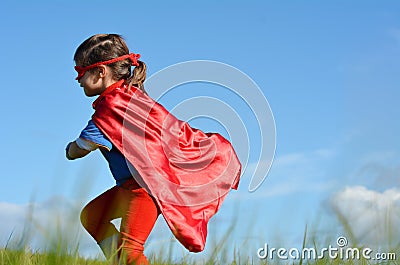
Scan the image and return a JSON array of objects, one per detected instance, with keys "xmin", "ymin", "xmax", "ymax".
[{"xmin": 80, "ymin": 207, "xmax": 89, "ymax": 227}]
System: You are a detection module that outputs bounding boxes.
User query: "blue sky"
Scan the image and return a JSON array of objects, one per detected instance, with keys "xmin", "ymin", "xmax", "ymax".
[{"xmin": 0, "ymin": 0, "xmax": 399, "ymax": 262}]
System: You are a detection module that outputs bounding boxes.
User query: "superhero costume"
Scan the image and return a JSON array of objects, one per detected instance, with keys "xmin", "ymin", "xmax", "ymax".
[{"xmin": 78, "ymin": 54, "xmax": 241, "ymax": 252}]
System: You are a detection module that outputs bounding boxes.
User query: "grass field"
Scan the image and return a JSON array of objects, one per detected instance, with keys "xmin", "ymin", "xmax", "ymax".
[
  {"xmin": 1, "ymin": 245, "xmax": 399, "ymax": 265},
  {"xmin": 1, "ymin": 200, "xmax": 398, "ymax": 265},
  {"xmin": 1, "ymin": 226, "xmax": 398, "ymax": 265}
]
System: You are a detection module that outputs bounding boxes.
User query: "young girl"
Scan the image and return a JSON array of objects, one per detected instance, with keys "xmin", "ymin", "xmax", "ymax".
[{"xmin": 66, "ymin": 34, "xmax": 241, "ymax": 265}]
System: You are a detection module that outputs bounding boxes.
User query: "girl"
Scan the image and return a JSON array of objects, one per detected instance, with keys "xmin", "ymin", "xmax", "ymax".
[{"xmin": 66, "ymin": 34, "xmax": 241, "ymax": 265}]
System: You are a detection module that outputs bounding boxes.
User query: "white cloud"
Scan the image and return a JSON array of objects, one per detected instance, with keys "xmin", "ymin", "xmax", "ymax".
[{"xmin": 330, "ymin": 186, "xmax": 400, "ymax": 247}]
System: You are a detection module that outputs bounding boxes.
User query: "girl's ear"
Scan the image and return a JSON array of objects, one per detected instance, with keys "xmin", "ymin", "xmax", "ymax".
[{"xmin": 98, "ymin": 65, "xmax": 107, "ymax": 78}]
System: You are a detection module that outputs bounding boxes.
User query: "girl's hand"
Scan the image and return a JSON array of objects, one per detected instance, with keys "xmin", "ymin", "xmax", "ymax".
[{"xmin": 66, "ymin": 141, "xmax": 90, "ymax": 160}]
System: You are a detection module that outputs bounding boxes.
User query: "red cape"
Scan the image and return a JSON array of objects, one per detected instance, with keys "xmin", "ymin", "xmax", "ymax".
[{"xmin": 92, "ymin": 80, "xmax": 241, "ymax": 252}]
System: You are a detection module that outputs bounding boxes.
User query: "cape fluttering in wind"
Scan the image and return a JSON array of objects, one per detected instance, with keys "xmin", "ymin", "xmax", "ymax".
[{"xmin": 85, "ymin": 59, "xmax": 241, "ymax": 252}]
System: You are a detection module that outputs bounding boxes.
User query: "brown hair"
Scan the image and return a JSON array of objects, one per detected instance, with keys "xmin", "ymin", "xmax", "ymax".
[{"xmin": 74, "ymin": 34, "xmax": 147, "ymax": 93}]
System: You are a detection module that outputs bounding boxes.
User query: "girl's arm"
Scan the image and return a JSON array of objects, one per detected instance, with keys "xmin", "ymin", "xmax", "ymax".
[
  {"xmin": 66, "ymin": 120, "xmax": 112, "ymax": 160},
  {"xmin": 66, "ymin": 141, "xmax": 90, "ymax": 160}
]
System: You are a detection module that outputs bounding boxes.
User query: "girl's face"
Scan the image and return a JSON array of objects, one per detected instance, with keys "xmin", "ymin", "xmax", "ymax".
[
  {"xmin": 77, "ymin": 65, "xmax": 116, "ymax": 97},
  {"xmin": 78, "ymin": 69, "xmax": 105, "ymax": 97}
]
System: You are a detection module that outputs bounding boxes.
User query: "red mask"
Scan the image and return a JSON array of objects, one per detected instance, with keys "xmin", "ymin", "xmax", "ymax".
[{"xmin": 74, "ymin": 53, "xmax": 140, "ymax": 81}]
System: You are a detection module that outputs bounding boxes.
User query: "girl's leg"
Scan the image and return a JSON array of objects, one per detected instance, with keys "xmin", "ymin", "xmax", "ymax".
[
  {"xmin": 119, "ymin": 180, "xmax": 161, "ymax": 265},
  {"xmin": 80, "ymin": 186, "xmax": 128, "ymax": 259}
]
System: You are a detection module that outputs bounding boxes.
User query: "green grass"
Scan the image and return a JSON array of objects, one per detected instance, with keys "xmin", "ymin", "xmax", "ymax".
[
  {"xmin": 1, "ymin": 229, "xmax": 399, "ymax": 265},
  {"xmin": 0, "ymin": 248, "xmax": 107, "ymax": 265},
  {"xmin": 1, "ymin": 205, "xmax": 398, "ymax": 265}
]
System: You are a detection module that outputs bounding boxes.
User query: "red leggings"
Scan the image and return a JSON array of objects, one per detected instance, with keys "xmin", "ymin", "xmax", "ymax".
[{"xmin": 80, "ymin": 179, "xmax": 160, "ymax": 264}]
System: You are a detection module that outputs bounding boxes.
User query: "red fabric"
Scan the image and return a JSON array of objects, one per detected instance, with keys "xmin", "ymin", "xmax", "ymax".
[
  {"xmin": 91, "ymin": 80, "xmax": 241, "ymax": 252},
  {"xmin": 80, "ymin": 178, "xmax": 160, "ymax": 265},
  {"xmin": 74, "ymin": 53, "xmax": 140, "ymax": 81}
]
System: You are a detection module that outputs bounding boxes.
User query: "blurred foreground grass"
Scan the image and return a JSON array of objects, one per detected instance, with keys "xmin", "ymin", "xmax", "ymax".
[
  {"xmin": 0, "ymin": 248, "xmax": 107, "ymax": 265},
  {"xmin": 1, "ymin": 230, "xmax": 398, "ymax": 265},
  {"xmin": 0, "ymin": 202, "xmax": 398, "ymax": 264}
]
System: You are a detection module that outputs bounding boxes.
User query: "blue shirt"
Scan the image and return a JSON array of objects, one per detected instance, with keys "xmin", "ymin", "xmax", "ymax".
[{"xmin": 79, "ymin": 120, "xmax": 139, "ymax": 186}]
